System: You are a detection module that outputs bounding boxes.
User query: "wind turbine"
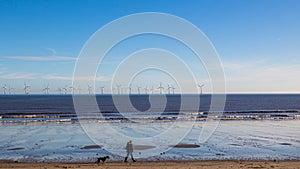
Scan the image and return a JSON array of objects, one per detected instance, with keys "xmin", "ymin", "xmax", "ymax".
[
  {"xmin": 157, "ymin": 83, "xmax": 164, "ymax": 94},
  {"xmin": 24, "ymin": 83, "xmax": 30, "ymax": 95},
  {"xmin": 77, "ymin": 86, "xmax": 82, "ymax": 94},
  {"xmin": 171, "ymin": 86, "xmax": 176, "ymax": 94},
  {"xmin": 167, "ymin": 84, "xmax": 172, "ymax": 94},
  {"xmin": 198, "ymin": 84, "xmax": 204, "ymax": 95},
  {"xmin": 2, "ymin": 84, "xmax": 7, "ymax": 95},
  {"xmin": 8, "ymin": 86, "xmax": 11, "ymax": 94},
  {"xmin": 87, "ymin": 85, "xmax": 92, "ymax": 95},
  {"xmin": 8, "ymin": 86, "xmax": 15, "ymax": 94},
  {"xmin": 144, "ymin": 86, "xmax": 148, "ymax": 94},
  {"xmin": 62, "ymin": 86, "xmax": 68, "ymax": 94},
  {"xmin": 116, "ymin": 84, "xmax": 121, "ymax": 95},
  {"xmin": 100, "ymin": 86, "xmax": 105, "ymax": 94},
  {"xmin": 149, "ymin": 86, "xmax": 154, "ymax": 94},
  {"xmin": 58, "ymin": 88, "xmax": 63, "ymax": 95},
  {"xmin": 42, "ymin": 84, "xmax": 50, "ymax": 94},
  {"xmin": 137, "ymin": 86, "xmax": 141, "ymax": 95},
  {"xmin": 69, "ymin": 86, "xmax": 75, "ymax": 94}
]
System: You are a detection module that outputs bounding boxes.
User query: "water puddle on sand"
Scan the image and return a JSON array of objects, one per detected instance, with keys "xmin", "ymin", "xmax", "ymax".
[
  {"xmin": 7, "ymin": 147, "xmax": 24, "ymax": 150},
  {"xmin": 80, "ymin": 145, "xmax": 103, "ymax": 149},
  {"xmin": 278, "ymin": 143, "xmax": 292, "ymax": 145},
  {"xmin": 170, "ymin": 144, "xmax": 200, "ymax": 148}
]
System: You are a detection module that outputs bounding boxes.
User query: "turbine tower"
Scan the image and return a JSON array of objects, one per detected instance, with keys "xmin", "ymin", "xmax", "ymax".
[
  {"xmin": 8, "ymin": 86, "xmax": 15, "ymax": 94},
  {"xmin": 62, "ymin": 86, "xmax": 68, "ymax": 94},
  {"xmin": 157, "ymin": 83, "xmax": 164, "ymax": 94},
  {"xmin": 24, "ymin": 83, "xmax": 30, "ymax": 95},
  {"xmin": 77, "ymin": 86, "xmax": 82, "ymax": 94},
  {"xmin": 87, "ymin": 85, "xmax": 92, "ymax": 95},
  {"xmin": 167, "ymin": 84, "xmax": 172, "ymax": 94},
  {"xmin": 69, "ymin": 86, "xmax": 75, "ymax": 94},
  {"xmin": 198, "ymin": 84, "xmax": 204, "ymax": 95},
  {"xmin": 100, "ymin": 86, "xmax": 105, "ymax": 95},
  {"xmin": 58, "ymin": 88, "xmax": 63, "ymax": 95},
  {"xmin": 149, "ymin": 86, "xmax": 154, "ymax": 94},
  {"xmin": 172, "ymin": 86, "xmax": 176, "ymax": 94},
  {"xmin": 8, "ymin": 86, "xmax": 11, "ymax": 94},
  {"xmin": 137, "ymin": 86, "xmax": 141, "ymax": 95},
  {"xmin": 116, "ymin": 84, "xmax": 121, "ymax": 95},
  {"xmin": 144, "ymin": 86, "xmax": 148, "ymax": 94}
]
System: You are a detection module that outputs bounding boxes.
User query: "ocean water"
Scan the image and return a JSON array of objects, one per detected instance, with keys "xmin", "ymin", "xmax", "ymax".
[
  {"xmin": 0, "ymin": 94, "xmax": 299, "ymax": 122},
  {"xmin": 1, "ymin": 94, "xmax": 300, "ymax": 113}
]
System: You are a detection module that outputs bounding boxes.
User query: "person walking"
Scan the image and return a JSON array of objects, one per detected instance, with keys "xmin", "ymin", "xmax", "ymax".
[{"xmin": 124, "ymin": 140, "xmax": 136, "ymax": 162}]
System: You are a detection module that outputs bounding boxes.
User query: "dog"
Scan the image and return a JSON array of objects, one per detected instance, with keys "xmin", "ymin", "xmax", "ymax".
[{"xmin": 96, "ymin": 156, "xmax": 110, "ymax": 165}]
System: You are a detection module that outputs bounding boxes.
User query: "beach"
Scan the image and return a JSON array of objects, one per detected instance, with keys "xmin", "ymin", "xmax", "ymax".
[
  {"xmin": 1, "ymin": 120, "xmax": 299, "ymax": 162},
  {"xmin": 1, "ymin": 161, "xmax": 300, "ymax": 169}
]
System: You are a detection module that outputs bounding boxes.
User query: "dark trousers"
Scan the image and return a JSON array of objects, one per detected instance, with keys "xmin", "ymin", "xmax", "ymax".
[{"xmin": 125, "ymin": 152, "xmax": 134, "ymax": 160}]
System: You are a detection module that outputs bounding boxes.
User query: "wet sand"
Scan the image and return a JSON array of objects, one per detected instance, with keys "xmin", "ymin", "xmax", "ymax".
[
  {"xmin": 0, "ymin": 161, "xmax": 299, "ymax": 169},
  {"xmin": 80, "ymin": 144, "xmax": 200, "ymax": 150}
]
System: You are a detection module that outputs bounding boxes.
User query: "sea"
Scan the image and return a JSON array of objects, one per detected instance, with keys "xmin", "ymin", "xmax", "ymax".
[{"xmin": 0, "ymin": 94, "xmax": 300, "ymax": 122}]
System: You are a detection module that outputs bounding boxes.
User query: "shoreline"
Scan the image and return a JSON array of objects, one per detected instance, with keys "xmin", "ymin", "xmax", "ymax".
[
  {"xmin": 1, "ymin": 109, "xmax": 300, "ymax": 123},
  {"xmin": 1, "ymin": 160, "xmax": 300, "ymax": 169}
]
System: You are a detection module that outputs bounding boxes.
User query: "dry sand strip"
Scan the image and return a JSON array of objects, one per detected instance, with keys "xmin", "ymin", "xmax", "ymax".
[{"xmin": 0, "ymin": 161, "xmax": 300, "ymax": 169}]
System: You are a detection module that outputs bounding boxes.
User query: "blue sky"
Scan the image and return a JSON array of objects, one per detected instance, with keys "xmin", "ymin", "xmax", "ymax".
[{"xmin": 0, "ymin": 0, "xmax": 299, "ymax": 94}]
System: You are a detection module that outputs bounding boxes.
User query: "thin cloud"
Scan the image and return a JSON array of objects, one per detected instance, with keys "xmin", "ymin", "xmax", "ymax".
[
  {"xmin": 0, "ymin": 73, "xmax": 38, "ymax": 79},
  {"xmin": 0, "ymin": 72, "xmax": 111, "ymax": 81},
  {"xmin": 2, "ymin": 56, "xmax": 77, "ymax": 61},
  {"xmin": 224, "ymin": 61, "xmax": 300, "ymax": 93},
  {"xmin": 43, "ymin": 74, "xmax": 111, "ymax": 81},
  {"xmin": 43, "ymin": 75, "xmax": 72, "ymax": 81}
]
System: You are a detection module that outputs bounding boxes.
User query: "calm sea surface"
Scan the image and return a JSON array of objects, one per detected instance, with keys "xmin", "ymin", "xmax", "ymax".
[{"xmin": 0, "ymin": 94, "xmax": 299, "ymax": 114}]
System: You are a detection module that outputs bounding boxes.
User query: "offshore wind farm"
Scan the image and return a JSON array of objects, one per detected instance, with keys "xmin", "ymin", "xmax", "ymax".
[{"xmin": 0, "ymin": 82, "xmax": 200, "ymax": 95}]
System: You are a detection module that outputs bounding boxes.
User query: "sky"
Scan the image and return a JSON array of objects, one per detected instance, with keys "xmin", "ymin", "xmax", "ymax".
[{"xmin": 0, "ymin": 0, "xmax": 299, "ymax": 94}]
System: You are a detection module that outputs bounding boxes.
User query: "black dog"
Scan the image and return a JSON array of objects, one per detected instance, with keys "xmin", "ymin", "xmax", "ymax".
[{"xmin": 96, "ymin": 156, "xmax": 110, "ymax": 165}]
